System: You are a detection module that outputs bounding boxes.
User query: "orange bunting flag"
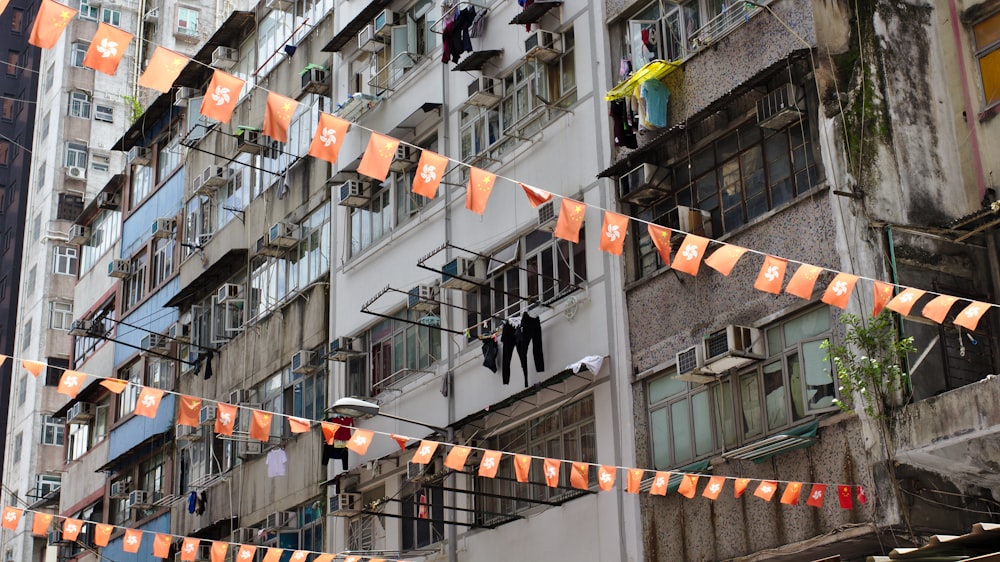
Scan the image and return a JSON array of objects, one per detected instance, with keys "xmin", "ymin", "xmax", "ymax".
[
  {"xmin": 210, "ymin": 541, "xmax": 228, "ymax": 562},
  {"xmin": 443, "ymin": 445, "xmax": 471, "ymax": 471},
  {"xmin": 314, "ymin": 556, "xmax": 336, "ymax": 562},
  {"xmin": 599, "ymin": 211, "xmax": 629, "ymax": 255},
  {"xmin": 922, "ymin": 295, "xmax": 958, "ymax": 324},
  {"xmin": 734, "ymin": 478, "xmax": 751, "ymax": 498},
  {"xmin": 785, "ymin": 264, "xmax": 823, "ymax": 300},
  {"xmin": 466, "ymin": 167, "xmax": 496, "ymax": 215},
  {"xmin": 28, "ymin": 0, "xmax": 76, "ymax": 49},
  {"xmin": 237, "ymin": 546, "xmax": 258, "ymax": 561},
  {"xmin": 308, "ymin": 113, "xmax": 350, "ymax": 164},
  {"xmin": 291, "ymin": 552, "xmax": 309, "ymax": 561},
  {"xmin": 821, "ymin": 273, "xmax": 860, "ymax": 309},
  {"xmin": 263, "ymin": 92, "xmax": 299, "ymax": 143},
  {"xmin": 671, "ymin": 234, "xmax": 710, "ymax": 276},
  {"xmin": 31, "ymin": 513, "xmax": 52, "ymax": 536},
  {"xmin": 250, "ymin": 410, "xmax": 272, "ymax": 442},
  {"xmin": 122, "ymin": 528, "xmax": 142, "ymax": 552},
  {"xmin": 780, "ymin": 482, "xmax": 803, "ymax": 505},
  {"xmin": 177, "ymin": 396, "xmax": 202, "ymax": 427},
  {"xmin": 341, "ymin": 557, "xmax": 359, "ymax": 562},
  {"xmin": 873, "ymin": 281, "xmax": 895, "ymax": 317},
  {"xmin": 514, "ymin": 454, "xmax": 531, "ymax": 482},
  {"xmin": 390, "ymin": 434, "xmax": 410, "ymax": 450},
  {"xmin": 704, "ymin": 244, "xmax": 748, "ymax": 276},
  {"xmin": 753, "ymin": 480, "xmax": 778, "ymax": 502},
  {"xmin": 554, "ymin": 198, "xmax": 587, "ymax": 243},
  {"xmin": 677, "ymin": 474, "xmax": 699, "ymax": 499},
  {"xmin": 137, "ymin": 47, "xmax": 189, "ymax": 93},
  {"xmin": 598, "ymin": 465, "xmax": 616, "ymax": 491},
  {"xmin": 200, "ymin": 70, "xmax": 244, "ymax": 124},
  {"xmin": 288, "ymin": 416, "xmax": 311, "ymax": 434},
  {"xmin": 56, "ymin": 369, "xmax": 86, "ymax": 398},
  {"xmin": 411, "ymin": 440, "xmax": 439, "ymax": 464},
  {"xmin": 702, "ymin": 475, "xmax": 726, "ymax": 500},
  {"xmin": 180, "ymin": 539, "xmax": 202, "ymax": 561},
  {"xmin": 754, "ymin": 255, "xmax": 787, "ymax": 294},
  {"xmin": 83, "ymin": 23, "xmax": 132, "ymax": 75},
  {"xmin": 1, "ymin": 507, "xmax": 22, "ymax": 530},
  {"xmin": 806, "ymin": 483, "xmax": 826, "ymax": 507},
  {"xmin": 479, "ymin": 450, "xmax": 503, "ymax": 478},
  {"xmin": 214, "ymin": 403, "xmax": 237, "ymax": 436},
  {"xmin": 153, "ymin": 533, "xmax": 172, "ymax": 558},
  {"xmin": 837, "ymin": 484, "xmax": 853, "ymax": 509},
  {"xmin": 570, "ymin": 462, "xmax": 589, "ymax": 490},
  {"xmin": 62, "ymin": 518, "xmax": 83, "ymax": 541},
  {"xmin": 357, "ymin": 133, "xmax": 400, "ymax": 182},
  {"xmin": 0, "ymin": 354, "xmax": 5, "ymax": 368},
  {"xmin": 649, "ymin": 471, "xmax": 669, "ymax": 496},
  {"xmin": 885, "ymin": 287, "xmax": 926, "ymax": 316},
  {"xmin": 543, "ymin": 458, "xmax": 561, "ymax": 488},
  {"xmin": 626, "ymin": 468, "xmax": 644, "ymax": 494},
  {"xmin": 648, "ymin": 224, "xmax": 673, "ymax": 265},
  {"xmin": 0, "ymin": 1, "xmax": 9, "ymax": 19},
  {"xmin": 346, "ymin": 429, "xmax": 374, "ymax": 455},
  {"xmin": 262, "ymin": 548, "xmax": 283, "ymax": 562},
  {"xmin": 100, "ymin": 378, "xmax": 129, "ymax": 394},
  {"xmin": 22, "ymin": 359, "xmax": 45, "ymax": 377},
  {"xmin": 320, "ymin": 421, "xmax": 338, "ymax": 445},
  {"xmin": 955, "ymin": 301, "xmax": 990, "ymax": 331},
  {"xmin": 134, "ymin": 387, "xmax": 164, "ymax": 418},
  {"xmin": 411, "ymin": 150, "xmax": 449, "ymax": 199},
  {"xmin": 519, "ymin": 183, "xmax": 553, "ymax": 208},
  {"xmin": 94, "ymin": 524, "xmax": 114, "ymax": 547}
]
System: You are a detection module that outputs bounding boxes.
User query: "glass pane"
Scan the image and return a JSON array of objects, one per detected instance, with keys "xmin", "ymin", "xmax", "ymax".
[
  {"xmin": 788, "ymin": 352, "xmax": 806, "ymax": 421},
  {"xmin": 763, "ymin": 361, "xmax": 787, "ymax": 431},
  {"xmin": 692, "ymin": 391, "xmax": 713, "ymax": 456},
  {"xmin": 974, "ymin": 14, "xmax": 1000, "ymax": 49},
  {"xmin": 713, "ymin": 380, "xmax": 737, "ymax": 447},
  {"xmin": 803, "ymin": 340, "xmax": 836, "ymax": 409},
  {"xmin": 980, "ymin": 48, "xmax": 1000, "ymax": 105},
  {"xmin": 648, "ymin": 374, "xmax": 685, "ymax": 403},
  {"xmin": 766, "ymin": 326, "xmax": 782, "ymax": 355},
  {"xmin": 740, "ymin": 371, "xmax": 762, "ymax": 438},
  {"xmin": 783, "ymin": 307, "xmax": 830, "ymax": 346},
  {"xmin": 671, "ymin": 399, "xmax": 692, "ymax": 465},
  {"xmin": 650, "ymin": 407, "xmax": 670, "ymax": 469}
]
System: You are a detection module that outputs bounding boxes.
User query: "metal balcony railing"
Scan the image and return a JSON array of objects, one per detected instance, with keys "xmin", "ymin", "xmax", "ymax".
[
  {"xmin": 689, "ymin": 1, "xmax": 767, "ymax": 49},
  {"xmin": 368, "ymin": 51, "xmax": 428, "ymax": 92}
]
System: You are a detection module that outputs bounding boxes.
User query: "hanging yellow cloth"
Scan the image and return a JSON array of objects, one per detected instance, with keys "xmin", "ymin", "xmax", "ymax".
[{"xmin": 604, "ymin": 59, "xmax": 680, "ymax": 101}]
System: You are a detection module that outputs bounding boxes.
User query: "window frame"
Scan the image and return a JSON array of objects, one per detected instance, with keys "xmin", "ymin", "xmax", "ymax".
[
  {"xmin": 53, "ymin": 245, "xmax": 79, "ymax": 276},
  {"xmin": 70, "ymin": 42, "xmax": 88, "ymax": 68},
  {"xmin": 973, "ymin": 11, "xmax": 1000, "ymax": 108},
  {"xmin": 49, "ymin": 300, "xmax": 74, "ymax": 330},
  {"xmin": 41, "ymin": 415, "xmax": 65, "ymax": 446}
]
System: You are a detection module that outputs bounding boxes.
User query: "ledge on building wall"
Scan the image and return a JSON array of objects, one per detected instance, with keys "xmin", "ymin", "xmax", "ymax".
[
  {"xmin": 165, "ymin": 249, "xmax": 250, "ymax": 308},
  {"xmin": 721, "ymin": 420, "xmax": 818, "ymax": 463},
  {"xmin": 322, "ymin": 0, "xmax": 395, "ymax": 52}
]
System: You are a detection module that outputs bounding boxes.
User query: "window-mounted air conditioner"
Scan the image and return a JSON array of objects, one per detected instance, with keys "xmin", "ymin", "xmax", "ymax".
[
  {"xmin": 702, "ymin": 325, "xmax": 765, "ymax": 374},
  {"xmin": 217, "ymin": 283, "xmax": 242, "ymax": 304},
  {"xmin": 109, "ymin": 481, "xmax": 130, "ymax": 499},
  {"xmin": 524, "ymin": 30, "xmax": 562, "ymax": 63},
  {"xmin": 66, "ymin": 166, "xmax": 86, "ymax": 181},
  {"xmin": 68, "ymin": 318, "xmax": 95, "ymax": 337},
  {"xmin": 174, "ymin": 87, "xmax": 197, "ymax": 107},
  {"xmin": 126, "ymin": 490, "xmax": 157, "ymax": 510},
  {"xmin": 338, "ymin": 180, "xmax": 370, "ymax": 208},
  {"xmin": 440, "ymin": 256, "xmax": 485, "ymax": 291},
  {"xmin": 107, "ymin": 258, "xmax": 131, "ymax": 278},
  {"xmin": 757, "ymin": 83, "xmax": 804, "ymax": 130},
  {"xmin": 291, "ymin": 350, "xmax": 319, "ymax": 374},
  {"xmin": 232, "ymin": 527, "xmax": 260, "ymax": 544},
  {"xmin": 301, "ymin": 66, "xmax": 329, "ymax": 95},
  {"xmin": 151, "ymin": 217, "xmax": 176, "ymax": 239},
  {"xmin": 202, "ymin": 165, "xmax": 231, "ymax": 189},
  {"xmin": 674, "ymin": 344, "xmax": 714, "ymax": 383},
  {"xmin": 389, "ymin": 144, "xmax": 418, "ymax": 173},
  {"xmin": 68, "ymin": 224, "xmax": 90, "ymax": 245},
  {"xmin": 127, "ymin": 146, "xmax": 151, "ymax": 166},
  {"xmin": 67, "ymin": 401, "xmax": 95, "ymax": 424},
  {"xmin": 98, "ymin": 191, "xmax": 120, "ymax": 210},
  {"xmin": 466, "ymin": 76, "xmax": 502, "ymax": 108},
  {"xmin": 618, "ymin": 163, "xmax": 670, "ymax": 205},
  {"xmin": 537, "ymin": 200, "xmax": 557, "ymax": 232},
  {"xmin": 176, "ymin": 424, "xmax": 201, "ymax": 441},
  {"xmin": 143, "ymin": 7, "xmax": 159, "ymax": 23},
  {"xmin": 373, "ymin": 9, "xmax": 395, "ymax": 36},
  {"xmin": 236, "ymin": 130, "xmax": 262, "ymax": 155},
  {"xmin": 238, "ymin": 440, "xmax": 263, "ymax": 458},
  {"xmin": 408, "ymin": 284, "xmax": 439, "ymax": 312},
  {"xmin": 329, "ymin": 492, "xmax": 361, "ymax": 516},
  {"xmin": 358, "ymin": 24, "xmax": 384, "ymax": 52},
  {"xmin": 669, "ymin": 205, "xmax": 713, "ymax": 239},
  {"xmin": 199, "ymin": 405, "xmax": 217, "ymax": 426},
  {"xmin": 140, "ymin": 333, "xmax": 170, "ymax": 354},
  {"xmin": 168, "ymin": 321, "xmax": 191, "ymax": 343},
  {"xmin": 329, "ymin": 336, "xmax": 359, "ymax": 361},
  {"xmin": 265, "ymin": 510, "xmax": 298, "ymax": 530},
  {"xmin": 268, "ymin": 222, "xmax": 300, "ymax": 248},
  {"xmin": 211, "ymin": 46, "xmax": 238, "ymax": 70}
]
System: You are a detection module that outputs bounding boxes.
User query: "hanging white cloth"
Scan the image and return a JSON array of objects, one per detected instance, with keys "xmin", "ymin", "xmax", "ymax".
[{"xmin": 566, "ymin": 355, "xmax": 604, "ymax": 376}]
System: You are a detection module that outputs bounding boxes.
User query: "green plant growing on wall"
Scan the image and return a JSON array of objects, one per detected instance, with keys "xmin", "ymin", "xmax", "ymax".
[
  {"xmin": 822, "ymin": 312, "xmax": 915, "ymax": 419},
  {"xmin": 122, "ymin": 95, "xmax": 143, "ymax": 125}
]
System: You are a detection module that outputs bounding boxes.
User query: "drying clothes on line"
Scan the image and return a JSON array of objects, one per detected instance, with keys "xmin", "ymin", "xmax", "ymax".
[
  {"xmin": 322, "ymin": 443, "xmax": 349, "ymax": 470},
  {"xmin": 266, "ymin": 448, "xmax": 288, "ymax": 478},
  {"xmin": 441, "ymin": 6, "xmax": 477, "ymax": 63},
  {"xmin": 610, "ymin": 98, "xmax": 637, "ymax": 149},
  {"xmin": 328, "ymin": 415, "xmax": 355, "ymax": 440},
  {"xmin": 187, "ymin": 491, "xmax": 197, "ymax": 514},
  {"xmin": 637, "ymin": 78, "xmax": 670, "ymax": 129},
  {"xmin": 566, "ymin": 355, "xmax": 605, "ymax": 376},
  {"xmin": 501, "ymin": 312, "xmax": 544, "ymax": 387},
  {"xmin": 469, "ymin": 8, "xmax": 488, "ymax": 38},
  {"xmin": 481, "ymin": 337, "xmax": 499, "ymax": 373}
]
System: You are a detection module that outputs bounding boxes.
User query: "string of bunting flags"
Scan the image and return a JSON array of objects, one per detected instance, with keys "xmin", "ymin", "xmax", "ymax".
[
  {"xmin": 0, "ymin": 354, "xmax": 868, "ymax": 510},
  {"xmin": 19, "ymin": 0, "xmax": 997, "ymax": 329}
]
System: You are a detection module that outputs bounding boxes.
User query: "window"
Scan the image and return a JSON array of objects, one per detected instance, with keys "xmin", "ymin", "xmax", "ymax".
[
  {"xmin": 401, "ymin": 487, "xmax": 444, "ymax": 549},
  {"xmin": 25, "ymin": 265, "xmax": 35, "ymax": 295},
  {"xmin": 626, "ymin": 2, "xmax": 701, "ymax": 67},
  {"xmin": 346, "ymin": 310, "xmax": 441, "ymax": 397},
  {"xmin": 44, "ymin": 64, "xmax": 53, "ymax": 91},
  {"xmin": 10, "ymin": 8, "xmax": 24, "ymax": 32},
  {"xmin": 41, "ymin": 415, "xmax": 65, "ymax": 445},
  {"xmin": 78, "ymin": 0, "xmax": 98, "ymax": 20},
  {"xmin": 91, "ymin": 154, "xmax": 110, "ymax": 172},
  {"xmin": 974, "ymin": 12, "xmax": 1000, "ymax": 106},
  {"xmin": 150, "ymin": 237, "xmax": 174, "ymax": 288},
  {"xmin": 81, "ymin": 210, "xmax": 120, "ymax": 273},
  {"xmin": 49, "ymin": 300, "xmax": 73, "ymax": 330},
  {"xmin": 116, "ymin": 361, "xmax": 143, "ymax": 419},
  {"xmin": 16, "ymin": 375, "xmax": 25, "ymax": 405},
  {"xmin": 2, "ymin": 96, "xmax": 14, "ymax": 121},
  {"xmin": 176, "ymin": 6, "xmax": 199, "ymax": 37},
  {"xmin": 67, "ymin": 400, "xmax": 109, "ymax": 461},
  {"xmin": 101, "ymin": 7, "xmax": 120, "ymax": 25},
  {"xmin": 11, "ymin": 432, "xmax": 21, "ymax": 464},
  {"xmin": 73, "ymin": 302, "xmax": 115, "ymax": 366},
  {"xmin": 65, "ymin": 141, "xmax": 88, "ymax": 168},
  {"xmin": 5, "ymin": 50, "xmax": 18, "ymax": 76},
  {"xmin": 40, "ymin": 111, "xmax": 49, "ymax": 138},
  {"xmin": 94, "ymin": 103, "xmax": 113, "ymax": 122},
  {"xmin": 70, "ymin": 42, "xmax": 88, "ymax": 68},
  {"xmin": 53, "ymin": 245, "xmax": 79, "ymax": 275},
  {"xmin": 33, "ymin": 474, "xmax": 61, "ymax": 499},
  {"xmin": 123, "ymin": 251, "xmax": 147, "ymax": 310},
  {"xmin": 21, "ymin": 319, "xmax": 31, "ymax": 350},
  {"xmin": 156, "ymin": 121, "xmax": 181, "ymax": 182},
  {"xmin": 369, "ymin": 0, "xmax": 435, "ymax": 91},
  {"xmin": 259, "ymin": 503, "xmax": 324, "ymax": 553},
  {"xmin": 0, "ymin": 141, "xmax": 10, "ymax": 166},
  {"xmin": 130, "ymin": 164, "xmax": 153, "ymax": 206}
]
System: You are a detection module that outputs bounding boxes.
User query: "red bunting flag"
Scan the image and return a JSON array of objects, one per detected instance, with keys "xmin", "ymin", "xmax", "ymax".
[
  {"xmin": 56, "ymin": 369, "xmax": 85, "ymax": 398},
  {"xmin": 210, "ymin": 541, "xmax": 228, "ymax": 562},
  {"xmin": 648, "ymin": 224, "xmax": 673, "ymax": 265},
  {"xmin": 543, "ymin": 458, "xmax": 560, "ymax": 488},
  {"xmin": 704, "ymin": 244, "xmax": 748, "ymax": 276},
  {"xmin": 177, "ymin": 396, "xmax": 202, "ymax": 427},
  {"xmin": 411, "ymin": 150, "xmax": 449, "ymax": 199},
  {"xmin": 598, "ymin": 466, "xmax": 616, "ymax": 491},
  {"xmin": 358, "ymin": 133, "xmax": 400, "ymax": 182},
  {"xmin": 62, "ymin": 518, "xmax": 83, "ymax": 541},
  {"xmin": 702, "ymin": 475, "xmax": 726, "ymax": 500},
  {"xmin": 200, "ymin": 70, "xmax": 244, "ymax": 124},
  {"xmin": 554, "ymin": 198, "xmax": 587, "ymax": 243},
  {"xmin": 28, "ymin": 0, "xmax": 76, "ymax": 48},
  {"xmin": 153, "ymin": 533, "xmax": 172, "ymax": 558},
  {"xmin": 671, "ymin": 234, "xmax": 710, "ymax": 276},
  {"xmin": 806, "ymin": 483, "xmax": 826, "ymax": 507},
  {"xmin": 214, "ymin": 403, "xmax": 237, "ymax": 436},
  {"xmin": 320, "ymin": 421, "xmax": 337, "ymax": 445},
  {"xmin": 31, "ymin": 513, "xmax": 53, "ymax": 536},
  {"xmin": 857, "ymin": 485, "xmax": 867, "ymax": 504},
  {"xmin": 466, "ymin": 167, "xmax": 496, "ymax": 215},
  {"xmin": 514, "ymin": 454, "xmax": 531, "ymax": 482},
  {"xmin": 677, "ymin": 474, "xmax": 699, "ymax": 499},
  {"xmin": 753, "ymin": 480, "xmax": 778, "ymax": 502},
  {"xmin": 519, "ymin": 183, "xmax": 553, "ymax": 208},
  {"xmin": 479, "ymin": 450, "xmax": 503, "ymax": 478},
  {"xmin": 83, "ymin": 23, "xmax": 132, "ymax": 75},
  {"xmin": 922, "ymin": 295, "xmax": 958, "ymax": 324},
  {"xmin": 100, "ymin": 378, "xmax": 128, "ymax": 394},
  {"xmin": 138, "ymin": 47, "xmax": 189, "ymax": 93},
  {"xmin": 346, "ymin": 429, "xmax": 373, "ymax": 455},
  {"xmin": 649, "ymin": 471, "xmax": 669, "ymax": 496},
  {"xmin": 262, "ymin": 548, "xmax": 283, "ymax": 562},
  {"xmin": 785, "ymin": 264, "xmax": 823, "ymax": 300},
  {"xmin": 94, "ymin": 524, "xmax": 113, "ymax": 547},
  {"xmin": 134, "ymin": 387, "xmax": 164, "ymax": 418},
  {"xmin": 954, "ymin": 301, "xmax": 989, "ymax": 331},
  {"xmin": 885, "ymin": 287, "xmax": 926, "ymax": 316},
  {"xmin": 411, "ymin": 440, "xmax": 439, "ymax": 464},
  {"xmin": 237, "ymin": 546, "xmax": 258, "ymax": 561},
  {"xmin": 122, "ymin": 528, "xmax": 142, "ymax": 552},
  {"xmin": 287, "ymin": 416, "xmax": 311, "ymax": 434},
  {"xmin": 626, "ymin": 468, "xmax": 644, "ymax": 494},
  {"xmin": 250, "ymin": 410, "xmax": 272, "ymax": 442},
  {"xmin": 873, "ymin": 281, "xmax": 894, "ymax": 317},
  {"xmin": 754, "ymin": 255, "xmax": 787, "ymax": 294},
  {"xmin": 599, "ymin": 211, "xmax": 629, "ymax": 255},
  {"xmin": 837, "ymin": 484, "xmax": 853, "ymax": 509},
  {"xmin": 390, "ymin": 434, "xmax": 410, "ymax": 449},
  {"xmin": 570, "ymin": 462, "xmax": 589, "ymax": 490},
  {"xmin": 443, "ymin": 445, "xmax": 471, "ymax": 471},
  {"xmin": 1, "ymin": 507, "xmax": 22, "ymax": 530},
  {"xmin": 22, "ymin": 359, "xmax": 44, "ymax": 377},
  {"xmin": 263, "ymin": 92, "xmax": 299, "ymax": 143},
  {"xmin": 734, "ymin": 478, "xmax": 751, "ymax": 498},
  {"xmin": 309, "ymin": 113, "xmax": 351, "ymax": 164},
  {"xmin": 821, "ymin": 273, "xmax": 859, "ymax": 309},
  {"xmin": 780, "ymin": 482, "xmax": 803, "ymax": 505}
]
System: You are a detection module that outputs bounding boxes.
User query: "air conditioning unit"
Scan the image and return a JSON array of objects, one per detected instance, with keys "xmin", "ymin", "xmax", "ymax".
[
  {"xmin": 197, "ymin": 233, "xmax": 214, "ymax": 247},
  {"xmin": 176, "ymin": 424, "xmax": 201, "ymax": 441},
  {"xmin": 255, "ymin": 234, "xmax": 286, "ymax": 258},
  {"xmin": 358, "ymin": 25, "xmax": 383, "ymax": 52},
  {"xmin": 232, "ymin": 527, "xmax": 259, "ymax": 544},
  {"xmin": 191, "ymin": 175, "xmax": 210, "ymax": 197},
  {"xmin": 268, "ymin": 222, "xmax": 300, "ymax": 248},
  {"xmin": 199, "ymin": 405, "xmax": 217, "ymax": 426},
  {"xmin": 98, "ymin": 191, "xmax": 121, "ymax": 210},
  {"xmin": 290, "ymin": 350, "xmax": 319, "ymax": 374},
  {"xmin": 440, "ymin": 256, "xmax": 485, "ymax": 291},
  {"xmin": 68, "ymin": 318, "xmax": 95, "ymax": 336},
  {"xmin": 669, "ymin": 205, "xmax": 713, "ymax": 238},
  {"xmin": 107, "ymin": 258, "xmax": 131, "ymax": 278},
  {"xmin": 211, "ymin": 46, "xmax": 238, "ymax": 69},
  {"xmin": 140, "ymin": 333, "xmax": 170, "ymax": 354},
  {"xmin": 301, "ymin": 66, "xmax": 329, "ymax": 95},
  {"xmin": 127, "ymin": 146, "xmax": 151, "ymax": 166},
  {"xmin": 388, "ymin": 144, "xmax": 417, "ymax": 173},
  {"xmin": 329, "ymin": 336, "xmax": 359, "ymax": 361},
  {"xmin": 467, "ymin": 76, "xmax": 502, "ymax": 108},
  {"xmin": 168, "ymin": 321, "xmax": 191, "ymax": 343},
  {"xmin": 143, "ymin": 7, "xmax": 159, "ymax": 22},
  {"xmin": 702, "ymin": 325, "xmax": 765, "ymax": 374},
  {"xmin": 217, "ymin": 283, "xmax": 242, "ymax": 304},
  {"xmin": 151, "ymin": 217, "xmax": 176, "ymax": 239},
  {"xmin": 618, "ymin": 163, "xmax": 670, "ymax": 205},
  {"xmin": 67, "ymin": 401, "xmax": 95, "ymax": 424},
  {"xmin": 537, "ymin": 200, "xmax": 557, "ymax": 232},
  {"xmin": 174, "ymin": 86, "xmax": 197, "ymax": 107},
  {"xmin": 266, "ymin": 0, "xmax": 293, "ymax": 11},
  {"xmin": 757, "ymin": 83, "xmax": 804, "ymax": 130},
  {"xmin": 66, "ymin": 166, "xmax": 87, "ymax": 181},
  {"xmin": 127, "ymin": 490, "xmax": 157, "ymax": 510},
  {"xmin": 338, "ymin": 180, "xmax": 370, "ymax": 207},
  {"xmin": 524, "ymin": 30, "xmax": 562, "ymax": 63},
  {"xmin": 236, "ymin": 130, "xmax": 262, "ymax": 155},
  {"xmin": 68, "ymin": 224, "xmax": 90, "ymax": 245},
  {"xmin": 265, "ymin": 510, "xmax": 298, "ymax": 530},
  {"xmin": 47, "ymin": 530, "xmax": 69, "ymax": 545},
  {"xmin": 373, "ymin": 8, "xmax": 395, "ymax": 36},
  {"xmin": 238, "ymin": 440, "xmax": 263, "ymax": 458},
  {"xmin": 229, "ymin": 389, "xmax": 254, "ymax": 404},
  {"xmin": 674, "ymin": 345, "xmax": 712, "ymax": 383},
  {"xmin": 110, "ymin": 481, "xmax": 130, "ymax": 499},
  {"xmin": 329, "ymin": 492, "xmax": 361, "ymax": 516},
  {"xmin": 408, "ymin": 284, "xmax": 439, "ymax": 312}
]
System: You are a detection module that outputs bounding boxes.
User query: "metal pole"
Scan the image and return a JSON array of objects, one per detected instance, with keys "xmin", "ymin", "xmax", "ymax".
[{"xmin": 447, "ymin": 425, "xmax": 457, "ymax": 562}]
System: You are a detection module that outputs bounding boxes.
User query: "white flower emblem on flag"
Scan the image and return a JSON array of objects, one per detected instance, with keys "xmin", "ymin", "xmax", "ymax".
[
  {"xmin": 184, "ymin": 543, "xmax": 196, "ymax": 553},
  {"xmin": 899, "ymin": 292, "xmax": 914, "ymax": 303},
  {"xmin": 482, "ymin": 457, "xmax": 496, "ymax": 470},
  {"xmin": 353, "ymin": 434, "xmax": 368, "ymax": 446},
  {"xmin": 419, "ymin": 164, "xmax": 437, "ymax": 183},
  {"xmin": 654, "ymin": 476, "xmax": 666, "ymax": 489},
  {"xmin": 211, "ymin": 85, "xmax": 231, "ymax": 106},
  {"xmin": 831, "ymin": 281, "xmax": 848, "ymax": 296},
  {"xmin": 599, "ymin": 472, "xmax": 613, "ymax": 484},
  {"xmin": 219, "ymin": 412, "xmax": 233, "ymax": 426},
  {"xmin": 4, "ymin": 511, "xmax": 16, "ymax": 522},
  {"xmin": 240, "ymin": 550, "xmax": 253, "ymax": 560},
  {"xmin": 811, "ymin": 490, "xmax": 823, "ymax": 500},
  {"xmin": 319, "ymin": 127, "xmax": 337, "ymax": 147},
  {"xmin": 63, "ymin": 375, "xmax": 79, "ymax": 388},
  {"xmin": 97, "ymin": 38, "xmax": 118, "ymax": 58},
  {"xmin": 418, "ymin": 445, "xmax": 432, "ymax": 457},
  {"xmin": 708, "ymin": 482, "xmax": 721, "ymax": 494},
  {"xmin": 605, "ymin": 224, "xmax": 621, "ymax": 242},
  {"xmin": 545, "ymin": 465, "xmax": 557, "ymax": 479},
  {"xmin": 125, "ymin": 535, "xmax": 138, "ymax": 546},
  {"xmin": 65, "ymin": 523, "xmax": 78, "ymax": 533},
  {"xmin": 293, "ymin": 552, "xmax": 306, "ymax": 561},
  {"xmin": 760, "ymin": 483, "xmax": 774, "ymax": 494},
  {"xmin": 964, "ymin": 305, "xmax": 980, "ymax": 318},
  {"xmin": 682, "ymin": 243, "xmax": 700, "ymax": 261},
  {"xmin": 764, "ymin": 265, "xmax": 780, "ymax": 282},
  {"xmin": 140, "ymin": 394, "xmax": 157, "ymax": 408}
]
